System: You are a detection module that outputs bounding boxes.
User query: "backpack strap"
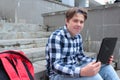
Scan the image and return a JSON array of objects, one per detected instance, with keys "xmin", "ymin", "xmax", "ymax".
[
  {"xmin": 10, "ymin": 50, "xmax": 34, "ymax": 79},
  {"xmin": 12, "ymin": 58, "xmax": 30, "ymax": 80},
  {"xmin": 15, "ymin": 50, "xmax": 34, "ymax": 78},
  {"xmin": 1, "ymin": 58, "xmax": 20, "ymax": 80}
]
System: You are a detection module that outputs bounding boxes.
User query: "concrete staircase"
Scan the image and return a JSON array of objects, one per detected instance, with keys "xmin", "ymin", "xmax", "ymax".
[
  {"xmin": 0, "ymin": 22, "xmax": 51, "ymax": 80},
  {"xmin": 1, "ymin": 22, "xmax": 119, "ymax": 79}
]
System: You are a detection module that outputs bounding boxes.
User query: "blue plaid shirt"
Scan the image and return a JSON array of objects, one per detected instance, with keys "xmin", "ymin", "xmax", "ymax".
[{"xmin": 45, "ymin": 26, "xmax": 94, "ymax": 78}]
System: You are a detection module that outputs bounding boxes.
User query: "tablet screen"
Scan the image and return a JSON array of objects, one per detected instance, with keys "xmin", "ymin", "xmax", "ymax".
[{"xmin": 96, "ymin": 37, "xmax": 117, "ymax": 64}]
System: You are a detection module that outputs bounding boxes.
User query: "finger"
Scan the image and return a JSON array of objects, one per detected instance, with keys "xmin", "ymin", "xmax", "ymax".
[
  {"xmin": 109, "ymin": 57, "xmax": 114, "ymax": 61},
  {"xmin": 93, "ymin": 62, "xmax": 101, "ymax": 67},
  {"xmin": 110, "ymin": 55, "xmax": 114, "ymax": 59},
  {"xmin": 109, "ymin": 61, "xmax": 112, "ymax": 63},
  {"xmin": 108, "ymin": 58, "xmax": 113, "ymax": 64},
  {"xmin": 109, "ymin": 57, "xmax": 113, "ymax": 60},
  {"xmin": 111, "ymin": 55, "xmax": 114, "ymax": 57},
  {"xmin": 94, "ymin": 65, "xmax": 101, "ymax": 73}
]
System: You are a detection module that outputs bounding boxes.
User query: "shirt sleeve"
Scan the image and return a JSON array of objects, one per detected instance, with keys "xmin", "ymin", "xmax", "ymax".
[
  {"xmin": 77, "ymin": 36, "xmax": 95, "ymax": 63},
  {"xmin": 77, "ymin": 48, "xmax": 95, "ymax": 63},
  {"xmin": 48, "ymin": 34, "xmax": 81, "ymax": 77}
]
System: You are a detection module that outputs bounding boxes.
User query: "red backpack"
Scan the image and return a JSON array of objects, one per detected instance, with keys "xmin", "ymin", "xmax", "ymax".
[{"xmin": 0, "ymin": 50, "xmax": 34, "ymax": 80}]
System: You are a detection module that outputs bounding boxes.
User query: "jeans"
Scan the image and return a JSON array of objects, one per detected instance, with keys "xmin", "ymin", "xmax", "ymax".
[{"xmin": 50, "ymin": 64, "xmax": 120, "ymax": 80}]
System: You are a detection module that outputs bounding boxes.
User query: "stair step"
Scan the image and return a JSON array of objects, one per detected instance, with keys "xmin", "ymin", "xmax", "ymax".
[
  {"xmin": 0, "ymin": 32, "xmax": 51, "ymax": 39},
  {"xmin": 33, "ymin": 60, "xmax": 47, "ymax": 80},
  {"xmin": 0, "ymin": 38, "xmax": 48, "ymax": 51},
  {"xmin": 0, "ymin": 23, "xmax": 44, "ymax": 32},
  {"xmin": 21, "ymin": 47, "xmax": 46, "ymax": 62},
  {"xmin": 33, "ymin": 60, "xmax": 46, "ymax": 73}
]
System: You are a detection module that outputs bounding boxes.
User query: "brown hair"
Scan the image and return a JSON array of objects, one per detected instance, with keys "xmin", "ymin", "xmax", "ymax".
[{"xmin": 65, "ymin": 7, "xmax": 88, "ymax": 21}]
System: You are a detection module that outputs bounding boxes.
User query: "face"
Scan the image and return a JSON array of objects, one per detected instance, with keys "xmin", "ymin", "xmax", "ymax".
[{"xmin": 66, "ymin": 13, "xmax": 85, "ymax": 37}]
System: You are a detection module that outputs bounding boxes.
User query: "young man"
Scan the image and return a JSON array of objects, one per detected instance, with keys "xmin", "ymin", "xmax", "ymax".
[{"xmin": 45, "ymin": 7, "xmax": 120, "ymax": 80}]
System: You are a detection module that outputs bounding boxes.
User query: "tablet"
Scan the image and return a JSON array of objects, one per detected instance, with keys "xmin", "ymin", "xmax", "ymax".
[{"xmin": 96, "ymin": 37, "xmax": 118, "ymax": 64}]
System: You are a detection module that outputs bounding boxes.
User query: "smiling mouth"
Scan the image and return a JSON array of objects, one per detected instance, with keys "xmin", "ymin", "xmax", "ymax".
[{"xmin": 74, "ymin": 27, "xmax": 80, "ymax": 30}]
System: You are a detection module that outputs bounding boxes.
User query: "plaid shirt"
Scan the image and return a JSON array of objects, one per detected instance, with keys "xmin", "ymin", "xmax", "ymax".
[{"xmin": 45, "ymin": 26, "xmax": 94, "ymax": 78}]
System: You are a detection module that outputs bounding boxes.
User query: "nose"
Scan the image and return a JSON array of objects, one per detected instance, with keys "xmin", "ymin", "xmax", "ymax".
[{"xmin": 77, "ymin": 22, "xmax": 82, "ymax": 26}]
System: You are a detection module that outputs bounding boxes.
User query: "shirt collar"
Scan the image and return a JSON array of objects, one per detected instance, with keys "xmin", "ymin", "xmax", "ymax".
[{"xmin": 63, "ymin": 25, "xmax": 78, "ymax": 40}]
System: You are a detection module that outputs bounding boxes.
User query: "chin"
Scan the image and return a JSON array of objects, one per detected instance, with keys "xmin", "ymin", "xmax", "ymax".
[
  {"xmin": 77, "ymin": 31, "xmax": 80, "ymax": 34},
  {"xmin": 75, "ymin": 32, "xmax": 80, "ymax": 35},
  {"xmin": 76, "ymin": 33, "xmax": 80, "ymax": 35}
]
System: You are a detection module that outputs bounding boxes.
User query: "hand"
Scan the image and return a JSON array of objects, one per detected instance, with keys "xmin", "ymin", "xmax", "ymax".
[
  {"xmin": 108, "ymin": 55, "xmax": 114, "ymax": 64},
  {"xmin": 80, "ymin": 62, "xmax": 101, "ymax": 77}
]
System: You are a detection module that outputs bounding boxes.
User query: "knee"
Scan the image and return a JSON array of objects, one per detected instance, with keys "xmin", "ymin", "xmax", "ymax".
[
  {"xmin": 91, "ymin": 73, "xmax": 103, "ymax": 80},
  {"xmin": 101, "ymin": 64, "xmax": 115, "ymax": 71}
]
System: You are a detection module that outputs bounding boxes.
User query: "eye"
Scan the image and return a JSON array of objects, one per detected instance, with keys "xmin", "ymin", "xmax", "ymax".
[
  {"xmin": 72, "ymin": 19, "xmax": 84, "ymax": 24},
  {"xmin": 80, "ymin": 20, "xmax": 84, "ymax": 24}
]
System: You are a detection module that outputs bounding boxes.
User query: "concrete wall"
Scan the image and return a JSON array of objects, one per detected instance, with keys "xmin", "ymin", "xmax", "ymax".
[
  {"xmin": 75, "ymin": 0, "xmax": 89, "ymax": 7},
  {"xmin": 0, "ymin": 0, "xmax": 16, "ymax": 22},
  {"xmin": 0, "ymin": 0, "xmax": 70, "ymax": 25},
  {"xmin": 42, "ymin": 11, "xmax": 66, "ymax": 31},
  {"xmin": 42, "ymin": 3, "xmax": 120, "ymax": 61},
  {"xmin": 61, "ymin": 0, "xmax": 75, "ymax": 6},
  {"xmin": 83, "ymin": 4, "xmax": 120, "ymax": 61}
]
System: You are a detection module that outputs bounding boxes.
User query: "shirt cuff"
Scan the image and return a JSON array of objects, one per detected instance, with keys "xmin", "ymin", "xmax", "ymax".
[{"xmin": 74, "ymin": 67, "xmax": 81, "ymax": 77}]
